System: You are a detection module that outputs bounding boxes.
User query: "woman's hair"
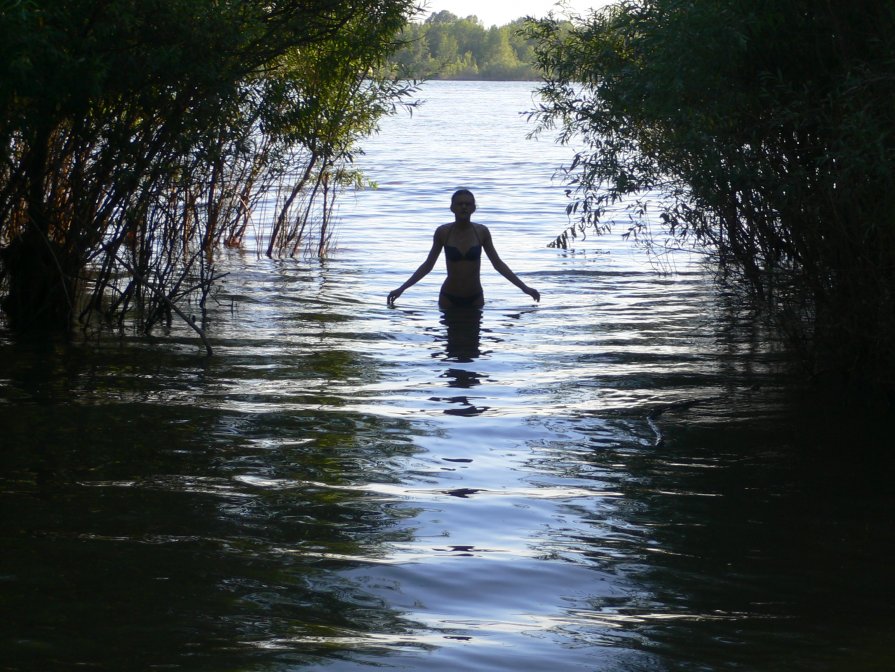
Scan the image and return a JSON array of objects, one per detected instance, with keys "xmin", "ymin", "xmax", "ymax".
[{"xmin": 451, "ymin": 189, "xmax": 475, "ymax": 202}]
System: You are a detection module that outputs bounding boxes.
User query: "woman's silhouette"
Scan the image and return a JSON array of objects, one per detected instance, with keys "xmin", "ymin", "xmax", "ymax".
[{"xmin": 387, "ymin": 190, "xmax": 540, "ymax": 309}]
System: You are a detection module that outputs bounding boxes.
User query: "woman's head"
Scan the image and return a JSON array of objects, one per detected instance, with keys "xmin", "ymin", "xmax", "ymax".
[
  {"xmin": 450, "ymin": 190, "xmax": 476, "ymax": 221},
  {"xmin": 452, "ymin": 189, "xmax": 475, "ymax": 204}
]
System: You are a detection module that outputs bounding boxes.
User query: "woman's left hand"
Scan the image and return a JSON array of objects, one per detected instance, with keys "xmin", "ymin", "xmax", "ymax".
[{"xmin": 525, "ymin": 286, "xmax": 540, "ymax": 302}]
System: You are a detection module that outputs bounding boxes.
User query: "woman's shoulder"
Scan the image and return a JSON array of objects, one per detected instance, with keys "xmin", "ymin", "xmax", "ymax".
[{"xmin": 473, "ymin": 222, "xmax": 491, "ymax": 239}]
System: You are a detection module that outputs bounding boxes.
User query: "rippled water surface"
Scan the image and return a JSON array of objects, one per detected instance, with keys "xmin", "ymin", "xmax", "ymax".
[{"xmin": 2, "ymin": 81, "xmax": 894, "ymax": 671}]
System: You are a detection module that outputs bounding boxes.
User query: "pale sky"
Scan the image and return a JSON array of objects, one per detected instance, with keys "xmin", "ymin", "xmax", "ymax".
[{"xmin": 418, "ymin": 0, "xmax": 611, "ymax": 28}]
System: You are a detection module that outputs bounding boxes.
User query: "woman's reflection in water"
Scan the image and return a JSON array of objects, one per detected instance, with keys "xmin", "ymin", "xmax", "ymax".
[
  {"xmin": 441, "ymin": 307, "xmax": 483, "ymax": 363},
  {"xmin": 432, "ymin": 307, "xmax": 489, "ymax": 416}
]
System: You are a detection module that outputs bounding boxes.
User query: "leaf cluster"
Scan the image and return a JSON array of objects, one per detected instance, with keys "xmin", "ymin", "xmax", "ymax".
[
  {"xmin": 527, "ymin": 0, "xmax": 895, "ymax": 392},
  {"xmin": 0, "ymin": 0, "xmax": 418, "ymax": 345}
]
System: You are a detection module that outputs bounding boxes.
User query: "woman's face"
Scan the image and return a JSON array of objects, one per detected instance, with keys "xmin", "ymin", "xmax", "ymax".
[{"xmin": 451, "ymin": 194, "xmax": 476, "ymax": 221}]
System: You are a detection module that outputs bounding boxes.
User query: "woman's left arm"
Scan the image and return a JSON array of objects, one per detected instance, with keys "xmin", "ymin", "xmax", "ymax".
[{"xmin": 482, "ymin": 226, "xmax": 540, "ymax": 302}]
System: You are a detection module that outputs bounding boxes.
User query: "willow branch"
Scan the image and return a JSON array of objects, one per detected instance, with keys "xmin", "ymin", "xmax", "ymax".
[{"xmin": 103, "ymin": 244, "xmax": 215, "ymax": 356}]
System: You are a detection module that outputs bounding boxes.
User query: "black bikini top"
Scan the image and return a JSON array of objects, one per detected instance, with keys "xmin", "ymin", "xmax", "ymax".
[{"xmin": 443, "ymin": 224, "xmax": 482, "ymax": 262}]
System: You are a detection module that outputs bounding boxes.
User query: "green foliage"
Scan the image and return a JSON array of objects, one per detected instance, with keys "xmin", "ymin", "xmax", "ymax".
[
  {"xmin": 527, "ymin": 0, "xmax": 895, "ymax": 392},
  {"xmin": 388, "ymin": 12, "xmax": 541, "ymax": 80},
  {"xmin": 0, "ymin": 0, "xmax": 418, "ymax": 343}
]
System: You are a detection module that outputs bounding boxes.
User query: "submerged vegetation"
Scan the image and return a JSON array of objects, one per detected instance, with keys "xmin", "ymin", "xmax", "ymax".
[
  {"xmin": 526, "ymin": 1, "xmax": 895, "ymax": 394},
  {"xmin": 0, "ymin": 0, "xmax": 418, "ymax": 345}
]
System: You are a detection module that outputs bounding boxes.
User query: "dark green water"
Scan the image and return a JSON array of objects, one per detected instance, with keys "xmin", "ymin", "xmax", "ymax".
[{"xmin": 2, "ymin": 82, "xmax": 894, "ymax": 671}]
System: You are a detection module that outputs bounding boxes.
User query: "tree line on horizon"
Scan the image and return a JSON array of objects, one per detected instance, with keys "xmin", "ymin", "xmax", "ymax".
[{"xmin": 388, "ymin": 10, "xmax": 548, "ymax": 80}]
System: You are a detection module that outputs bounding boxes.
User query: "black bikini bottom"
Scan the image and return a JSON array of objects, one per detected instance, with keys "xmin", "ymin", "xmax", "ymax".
[{"xmin": 439, "ymin": 289, "xmax": 484, "ymax": 307}]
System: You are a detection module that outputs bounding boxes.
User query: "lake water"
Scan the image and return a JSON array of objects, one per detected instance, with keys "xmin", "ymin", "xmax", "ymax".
[{"xmin": 2, "ymin": 81, "xmax": 893, "ymax": 671}]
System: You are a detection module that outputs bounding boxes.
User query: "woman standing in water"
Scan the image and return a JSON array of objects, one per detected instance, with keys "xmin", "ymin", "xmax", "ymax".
[{"xmin": 386, "ymin": 190, "xmax": 540, "ymax": 309}]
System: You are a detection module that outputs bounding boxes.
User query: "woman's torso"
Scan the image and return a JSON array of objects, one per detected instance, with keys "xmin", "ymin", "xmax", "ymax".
[{"xmin": 439, "ymin": 223, "xmax": 485, "ymax": 297}]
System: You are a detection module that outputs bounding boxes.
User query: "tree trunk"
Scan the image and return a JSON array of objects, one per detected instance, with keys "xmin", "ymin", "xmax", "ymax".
[{"xmin": 1, "ymin": 229, "xmax": 76, "ymax": 332}]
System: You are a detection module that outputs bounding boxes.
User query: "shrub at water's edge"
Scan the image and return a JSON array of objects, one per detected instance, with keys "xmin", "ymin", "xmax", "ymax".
[
  {"xmin": 526, "ymin": 1, "xmax": 895, "ymax": 397},
  {"xmin": 0, "ymin": 0, "xmax": 420, "ymax": 348}
]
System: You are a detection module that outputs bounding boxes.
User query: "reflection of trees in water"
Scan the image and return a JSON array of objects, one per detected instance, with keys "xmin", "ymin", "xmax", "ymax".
[
  {"xmin": 525, "ymin": 401, "xmax": 895, "ymax": 671},
  {"xmin": 0, "ymin": 341, "xmax": 425, "ymax": 670}
]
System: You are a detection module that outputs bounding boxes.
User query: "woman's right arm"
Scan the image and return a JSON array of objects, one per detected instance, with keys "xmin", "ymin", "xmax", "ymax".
[{"xmin": 387, "ymin": 229, "xmax": 444, "ymax": 305}]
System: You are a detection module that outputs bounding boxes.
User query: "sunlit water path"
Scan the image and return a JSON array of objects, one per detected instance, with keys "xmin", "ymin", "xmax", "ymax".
[{"xmin": 2, "ymin": 81, "xmax": 893, "ymax": 672}]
